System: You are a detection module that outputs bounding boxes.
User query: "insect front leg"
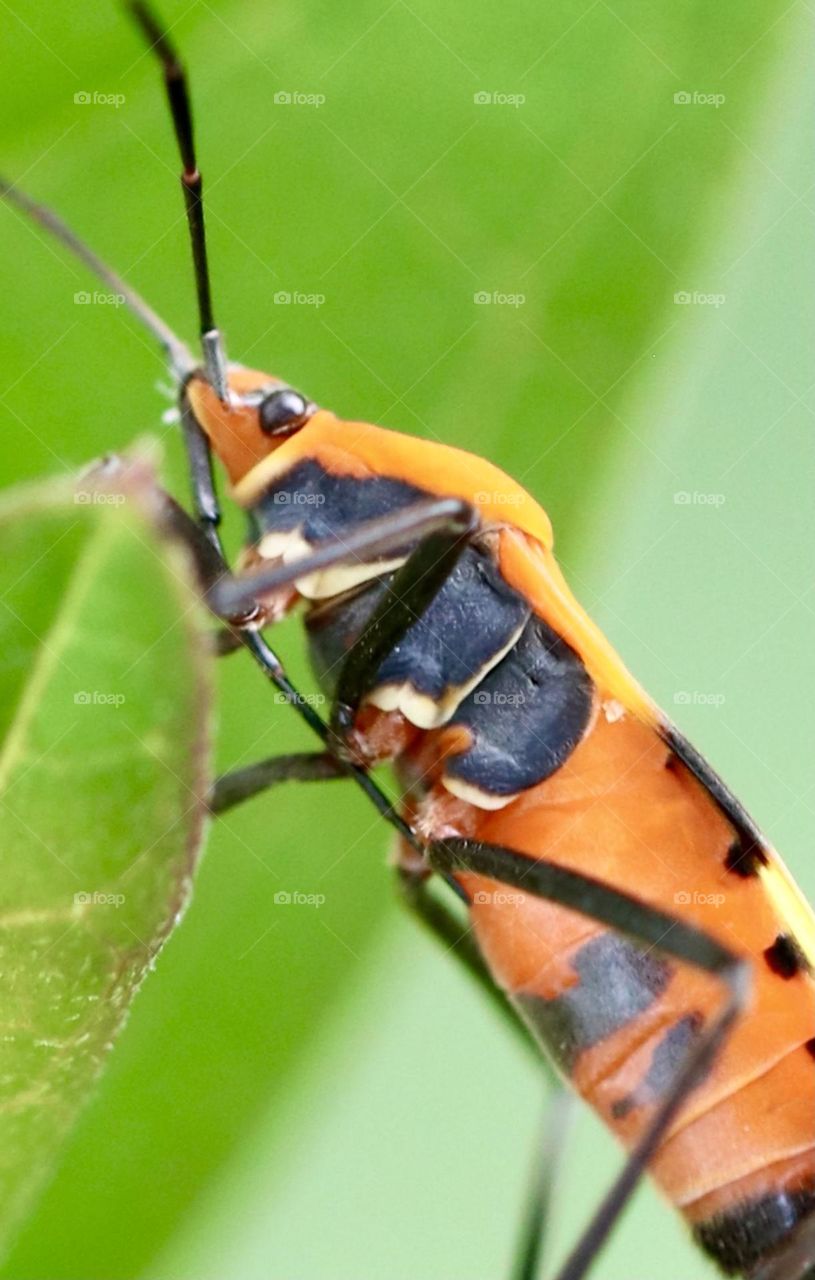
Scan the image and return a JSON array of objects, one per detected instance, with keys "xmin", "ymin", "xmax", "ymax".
[
  {"xmin": 428, "ymin": 837, "xmax": 749, "ymax": 1280},
  {"xmin": 180, "ymin": 398, "xmax": 224, "ymax": 558},
  {"xmin": 205, "ymin": 494, "xmax": 478, "ymax": 755},
  {"xmin": 206, "ymin": 495, "xmax": 476, "ymax": 622},
  {"xmin": 327, "ymin": 500, "xmax": 478, "ymax": 748},
  {"xmin": 197, "ymin": 497, "xmax": 480, "ymax": 843}
]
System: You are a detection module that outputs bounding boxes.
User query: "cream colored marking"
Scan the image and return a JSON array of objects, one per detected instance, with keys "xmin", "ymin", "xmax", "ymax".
[
  {"xmin": 296, "ymin": 559, "xmax": 406, "ymax": 600},
  {"xmin": 441, "ymin": 774, "xmax": 517, "ymax": 810},
  {"xmin": 368, "ymin": 685, "xmax": 442, "ymax": 729},
  {"xmin": 603, "ymin": 698, "xmax": 626, "ymax": 723},
  {"xmin": 366, "ymin": 618, "xmax": 527, "ymax": 730},
  {"xmin": 255, "ymin": 529, "xmax": 406, "ymax": 599}
]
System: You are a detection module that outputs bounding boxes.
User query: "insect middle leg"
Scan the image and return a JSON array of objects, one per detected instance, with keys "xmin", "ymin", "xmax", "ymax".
[{"xmin": 208, "ymin": 742, "xmax": 543, "ymax": 1064}]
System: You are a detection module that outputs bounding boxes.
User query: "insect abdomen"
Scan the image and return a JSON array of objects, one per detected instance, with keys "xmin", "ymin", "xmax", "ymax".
[{"xmin": 459, "ymin": 711, "xmax": 815, "ymax": 1275}]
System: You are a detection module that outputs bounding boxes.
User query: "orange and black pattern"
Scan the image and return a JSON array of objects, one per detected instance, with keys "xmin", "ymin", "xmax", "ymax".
[{"xmin": 217, "ymin": 400, "xmax": 815, "ymax": 1276}]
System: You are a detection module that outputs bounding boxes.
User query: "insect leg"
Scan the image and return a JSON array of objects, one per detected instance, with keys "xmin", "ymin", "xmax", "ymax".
[
  {"xmin": 511, "ymin": 1090, "xmax": 575, "ymax": 1280},
  {"xmin": 129, "ymin": 470, "xmax": 421, "ymax": 836},
  {"xmin": 209, "ymin": 751, "xmax": 344, "ymax": 814},
  {"xmin": 749, "ymin": 1212, "xmax": 815, "ymax": 1280},
  {"xmin": 399, "ymin": 862, "xmax": 570, "ymax": 1278},
  {"xmin": 207, "ymin": 496, "xmax": 476, "ymax": 619},
  {"xmin": 329, "ymin": 502, "xmax": 478, "ymax": 744},
  {"xmin": 180, "ymin": 397, "xmax": 224, "ymax": 557},
  {"xmin": 100, "ymin": 462, "xmax": 406, "ymax": 833},
  {"xmin": 429, "ymin": 837, "xmax": 749, "ymax": 1280},
  {"xmin": 210, "ymin": 628, "xmax": 244, "ymax": 657},
  {"xmin": 397, "ymin": 866, "xmax": 540, "ymax": 1056}
]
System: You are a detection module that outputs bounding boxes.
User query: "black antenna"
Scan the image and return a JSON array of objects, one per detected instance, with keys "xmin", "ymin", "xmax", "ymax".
[
  {"xmin": 0, "ymin": 176, "xmax": 194, "ymax": 379},
  {"xmin": 129, "ymin": 2, "xmax": 229, "ymax": 401}
]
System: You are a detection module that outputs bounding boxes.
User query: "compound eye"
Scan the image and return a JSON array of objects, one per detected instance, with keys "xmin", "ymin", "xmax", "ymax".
[{"xmin": 258, "ymin": 388, "xmax": 309, "ymax": 436}]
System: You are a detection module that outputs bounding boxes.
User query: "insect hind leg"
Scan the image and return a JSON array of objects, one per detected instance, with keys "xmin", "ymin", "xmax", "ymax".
[
  {"xmin": 511, "ymin": 1089, "xmax": 575, "ymax": 1280},
  {"xmin": 429, "ymin": 836, "xmax": 749, "ymax": 1280}
]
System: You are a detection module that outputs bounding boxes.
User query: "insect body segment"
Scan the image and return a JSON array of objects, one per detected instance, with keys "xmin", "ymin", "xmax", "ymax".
[{"xmin": 231, "ymin": 412, "xmax": 598, "ymax": 808}]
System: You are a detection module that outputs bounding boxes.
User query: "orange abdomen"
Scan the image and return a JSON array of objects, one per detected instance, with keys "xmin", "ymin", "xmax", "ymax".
[{"xmin": 455, "ymin": 712, "xmax": 815, "ymax": 1272}]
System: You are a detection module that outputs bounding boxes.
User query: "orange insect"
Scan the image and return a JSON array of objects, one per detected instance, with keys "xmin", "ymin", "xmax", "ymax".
[{"xmin": 2, "ymin": 5, "xmax": 813, "ymax": 1278}]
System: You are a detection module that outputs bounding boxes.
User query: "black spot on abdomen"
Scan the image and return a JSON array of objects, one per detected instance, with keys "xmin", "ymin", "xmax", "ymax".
[
  {"xmin": 514, "ymin": 933, "xmax": 671, "ymax": 1076},
  {"xmin": 610, "ymin": 1012, "xmax": 705, "ymax": 1120},
  {"xmin": 764, "ymin": 933, "xmax": 809, "ymax": 979},
  {"xmin": 695, "ymin": 1186, "xmax": 815, "ymax": 1274},
  {"xmin": 724, "ymin": 837, "xmax": 763, "ymax": 878}
]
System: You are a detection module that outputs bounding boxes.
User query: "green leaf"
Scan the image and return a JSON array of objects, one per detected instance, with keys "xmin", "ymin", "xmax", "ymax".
[{"xmin": 0, "ymin": 469, "xmax": 211, "ymax": 1259}]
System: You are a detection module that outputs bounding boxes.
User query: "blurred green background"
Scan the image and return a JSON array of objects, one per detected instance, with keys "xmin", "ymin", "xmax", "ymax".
[{"xmin": 1, "ymin": 1, "xmax": 814, "ymax": 1277}]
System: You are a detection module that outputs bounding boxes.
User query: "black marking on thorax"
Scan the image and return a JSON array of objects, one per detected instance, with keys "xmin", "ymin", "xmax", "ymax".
[
  {"xmin": 253, "ymin": 456, "xmax": 593, "ymax": 797},
  {"xmin": 442, "ymin": 615, "xmax": 594, "ymax": 799},
  {"xmin": 251, "ymin": 458, "xmax": 430, "ymax": 556},
  {"xmin": 513, "ymin": 933, "xmax": 672, "ymax": 1076},
  {"xmin": 306, "ymin": 547, "xmax": 529, "ymax": 705}
]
